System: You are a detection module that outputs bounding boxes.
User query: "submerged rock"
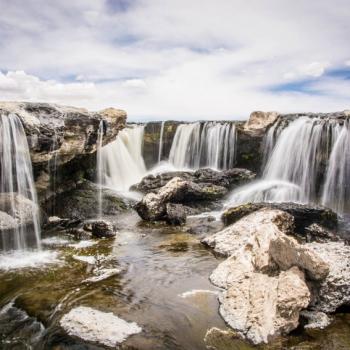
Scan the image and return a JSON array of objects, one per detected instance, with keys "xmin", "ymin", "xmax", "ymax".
[{"xmin": 60, "ymin": 306, "xmax": 141, "ymax": 347}]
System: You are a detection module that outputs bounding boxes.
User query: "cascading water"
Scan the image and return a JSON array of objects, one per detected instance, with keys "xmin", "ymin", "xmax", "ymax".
[
  {"xmin": 96, "ymin": 121, "xmax": 104, "ymax": 218},
  {"xmin": 169, "ymin": 122, "xmax": 236, "ymax": 170},
  {"xmin": 97, "ymin": 125, "xmax": 147, "ymax": 194},
  {"xmin": 158, "ymin": 121, "xmax": 165, "ymax": 163},
  {"xmin": 0, "ymin": 113, "xmax": 41, "ymax": 251},
  {"xmin": 228, "ymin": 116, "xmax": 350, "ymax": 214},
  {"xmin": 322, "ymin": 120, "xmax": 350, "ymax": 214}
]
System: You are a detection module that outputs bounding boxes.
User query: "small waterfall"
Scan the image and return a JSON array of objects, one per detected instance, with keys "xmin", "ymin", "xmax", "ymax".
[
  {"xmin": 158, "ymin": 121, "xmax": 165, "ymax": 163},
  {"xmin": 98, "ymin": 125, "xmax": 147, "ymax": 193},
  {"xmin": 229, "ymin": 116, "xmax": 349, "ymax": 213},
  {"xmin": 322, "ymin": 121, "xmax": 350, "ymax": 214},
  {"xmin": 168, "ymin": 122, "xmax": 236, "ymax": 170},
  {"xmin": 0, "ymin": 113, "xmax": 41, "ymax": 251},
  {"xmin": 96, "ymin": 121, "xmax": 104, "ymax": 218},
  {"xmin": 48, "ymin": 129, "xmax": 59, "ymax": 214}
]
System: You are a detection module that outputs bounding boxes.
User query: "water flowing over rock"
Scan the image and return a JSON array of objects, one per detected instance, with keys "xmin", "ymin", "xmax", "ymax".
[
  {"xmin": 0, "ymin": 113, "xmax": 41, "ymax": 250},
  {"xmin": 0, "ymin": 102, "xmax": 126, "ymax": 209},
  {"xmin": 97, "ymin": 124, "xmax": 146, "ymax": 193},
  {"xmin": 168, "ymin": 121, "xmax": 236, "ymax": 170},
  {"xmin": 228, "ymin": 114, "xmax": 350, "ymax": 214}
]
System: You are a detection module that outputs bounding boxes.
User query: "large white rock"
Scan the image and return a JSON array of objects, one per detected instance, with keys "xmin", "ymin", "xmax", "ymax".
[
  {"xmin": 60, "ymin": 306, "xmax": 142, "ymax": 347},
  {"xmin": 306, "ymin": 242, "xmax": 350, "ymax": 312}
]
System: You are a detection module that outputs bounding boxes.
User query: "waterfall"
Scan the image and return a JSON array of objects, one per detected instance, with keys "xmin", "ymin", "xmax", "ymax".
[
  {"xmin": 98, "ymin": 125, "xmax": 147, "ymax": 193},
  {"xmin": 168, "ymin": 122, "xmax": 236, "ymax": 170},
  {"xmin": 322, "ymin": 121, "xmax": 350, "ymax": 214},
  {"xmin": 229, "ymin": 116, "xmax": 349, "ymax": 213},
  {"xmin": 0, "ymin": 113, "xmax": 41, "ymax": 251},
  {"xmin": 96, "ymin": 121, "xmax": 104, "ymax": 217},
  {"xmin": 158, "ymin": 121, "xmax": 165, "ymax": 163}
]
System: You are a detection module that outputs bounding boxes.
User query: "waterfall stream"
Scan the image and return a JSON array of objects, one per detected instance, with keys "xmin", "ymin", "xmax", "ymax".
[
  {"xmin": 229, "ymin": 116, "xmax": 350, "ymax": 214},
  {"xmin": 0, "ymin": 113, "xmax": 41, "ymax": 251},
  {"xmin": 158, "ymin": 121, "xmax": 165, "ymax": 163},
  {"xmin": 97, "ymin": 125, "xmax": 147, "ymax": 194},
  {"xmin": 168, "ymin": 122, "xmax": 236, "ymax": 169}
]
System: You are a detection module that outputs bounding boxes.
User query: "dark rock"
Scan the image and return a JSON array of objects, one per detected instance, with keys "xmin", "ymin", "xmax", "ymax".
[
  {"xmin": 132, "ymin": 167, "xmax": 255, "ymax": 194},
  {"xmin": 91, "ymin": 220, "xmax": 116, "ymax": 238},
  {"xmin": 44, "ymin": 180, "xmax": 130, "ymax": 220},
  {"xmin": 305, "ymin": 223, "xmax": 341, "ymax": 243},
  {"xmin": 68, "ymin": 227, "xmax": 92, "ymax": 240},
  {"xmin": 165, "ymin": 203, "xmax": 187, "ymax": 225},
  {"xmin": 0, "ymin": 102, "xmax": 126, "ymax": 203},
  {"xmin": 222, "ymin": 202, "xmax": 338, "ymax": 234},
  {"xmin": 135, "ymin": 177, "xmax": 229, "ymax": 222}
]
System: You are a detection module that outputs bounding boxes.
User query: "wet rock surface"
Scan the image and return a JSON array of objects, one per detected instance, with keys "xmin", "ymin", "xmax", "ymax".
[
  {"xmin": 222, "ymin": 202, "xmax": 338, "ymax": 234},
  {"xmin": 135, "ymin": 177, "xmax": 228, "ymax": 223},
  {"xmin": 132, "ymin": 167, "xmax": 255, "ymax": 194},
  {"xmin": 0, "ymin": 102, "xmax": 126, "ymax": 202}
]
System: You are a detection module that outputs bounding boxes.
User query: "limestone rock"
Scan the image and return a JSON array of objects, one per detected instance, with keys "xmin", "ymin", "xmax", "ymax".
[
  {"xmin": 306, "ymin": 242, "xmax": 350, "ymax": 313},
  {"xmin": 244, "ymin": 111, "xmax": 279, "ymax": 132},
  {"xmin": 219, "ymin": 267, "xmax": 310, "ymax": 344},
  {"xmin": 60, "ymin": 306, "xmax": 141, "ymax": 347},
  {"xmin": 270, "ymin": 234, "xmax": 329, "ymax": 280},
  {"xmin": 300, "ymin": 310, "xmax": 332, "ymax": 329},
  {"xmin": 135, "ymin": 177, "xmax": 228, "ymax": 222}
]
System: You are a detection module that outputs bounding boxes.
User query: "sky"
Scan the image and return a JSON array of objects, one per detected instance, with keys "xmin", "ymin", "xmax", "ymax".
[{"xmin": 0, "ymin": 0, "xmax": 350, "ymax": 121}]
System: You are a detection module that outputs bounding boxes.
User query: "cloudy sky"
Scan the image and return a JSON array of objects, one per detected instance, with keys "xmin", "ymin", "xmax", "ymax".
[{"xmin": 0, "ymin": 0, "xmax": 350, "ymax": 120}]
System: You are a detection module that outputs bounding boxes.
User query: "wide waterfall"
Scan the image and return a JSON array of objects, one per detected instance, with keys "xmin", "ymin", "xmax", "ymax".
[
  {"xmin": 168, "ymin": 121, "xmax": 236, "ymax": 170},
  {"xmin": 0, "ymin": 113, "xmax": 41, "ymax": 251},
  {"xmin": 229, "ymin": 116, "xmax": 350, "ymax": 214},
  {"xmin": 97, "ymin": 125, "xmax": 146, "ymax": 194}
]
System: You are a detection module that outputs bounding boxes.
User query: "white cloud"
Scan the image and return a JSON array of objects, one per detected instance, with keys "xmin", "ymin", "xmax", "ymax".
[{"xmin": 0, "ymin": 0, "xmax": 349, "ymax": 120}]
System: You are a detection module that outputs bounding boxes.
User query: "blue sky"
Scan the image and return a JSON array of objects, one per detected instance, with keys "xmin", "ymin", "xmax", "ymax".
[{"xmin": 0, "ymin": 0, "xmax": 349, "ymax": 120}]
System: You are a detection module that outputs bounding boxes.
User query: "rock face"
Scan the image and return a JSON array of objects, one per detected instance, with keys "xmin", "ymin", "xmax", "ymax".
[
  {"xmin": 44, "ymin": 180, "xmax": 130, "ymax": 219},
  {"xmin": 132, "ymin": 168, "xmax": 255, "ymax": 194},
  {"xmin": 135, "ymin": 177, "xmax": 228, "ymax": 223},
  {"xmin": 60, "ymin": 306, "xmax": 142, "ymax": 347},
  {"xmin": 202, "ymin": 208, "xmax": 350, "ymax": 345},
  {"xmin": 0, "ymin": 102, "xmax": 126, "ymax": 203},
  {"xmin": 222, "ymin": 202, "xmax": 338, "ymax": 234},
  {"xmin": 243, "ymin": 111, "xmax": 279, "ymax": 133}
]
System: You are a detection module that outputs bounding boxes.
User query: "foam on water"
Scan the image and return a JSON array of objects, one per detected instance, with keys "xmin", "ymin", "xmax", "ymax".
[{"xmin": 0, "ymin": 250, "xmax": 60, "ymax": 271}]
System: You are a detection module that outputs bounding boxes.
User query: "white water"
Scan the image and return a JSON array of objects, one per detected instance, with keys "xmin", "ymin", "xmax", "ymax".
[
  {"xmin": 322, "ymin": 120, "xmax": 350, "ymax": 214},
  {"xmin": 97, "ymin": 125, "xmax": 147, "ymax": 193},
  {"xmin": 169, "ymin": 122, "xmax": 236, "ymax": 170},
  {"xmin": 0, "ymin": 113, "xmax": 41, "ymax": 251},
  {"xmin": 96, "ymin": 121, "xmax": 104, "ymax": 217},
  {"xmin": 228, "ymin": 116, "xmax": 350, "ymax": 214},
  {"xmin": 158, "ymin": 121, "xmax": 165, "ymax": 163}
]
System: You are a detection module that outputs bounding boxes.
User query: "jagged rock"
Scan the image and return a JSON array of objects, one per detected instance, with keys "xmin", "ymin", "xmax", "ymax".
[
  {"xmin": 91, "ymin": 220, "xmax": 116, "ymax": 238},
  {"xmin": 300, "ymin": 310, "xmax": 332, "ymax": 329},
  {"xmin": 219, "ymin": 267, "xmax": 310, "ymax": 345},
  {"xmin": 270, "ymin": 234, "xmax": 329, "ymax": 280},
  {"xmin": 132, "ymin": 167, "xmax": 255, "ymax": 194},
  {"xmin": 165, "ymin": 203, "xmax": 187, "ymax": 225},
  {"xmin": 60, "ymin": 306, "xmax": 142, "ymax": 347},
  {"xmin": 135, "ymin": 177, "xmax": 228, "ymax": 222},
  {"xmin": 244, "ymin": 111, "xmax": 279, "ymax": 132},
  {"xmin": 0, "ymin": 102, "xmax": 126, "ymax": 202},
  {"xmin": 304, "ymin": 223, "xmax": 341, "ymax": 243},
  {"xmin": 203, "ymin": 208, "xmax": 350, "ymax": 345},
  {"xmin": 222, "ymin": 202, "xmax": 338, "ymax": 233},
  {"xmin": 306, "ymin": 242, "xmax": 350, "ymax": 313}
]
